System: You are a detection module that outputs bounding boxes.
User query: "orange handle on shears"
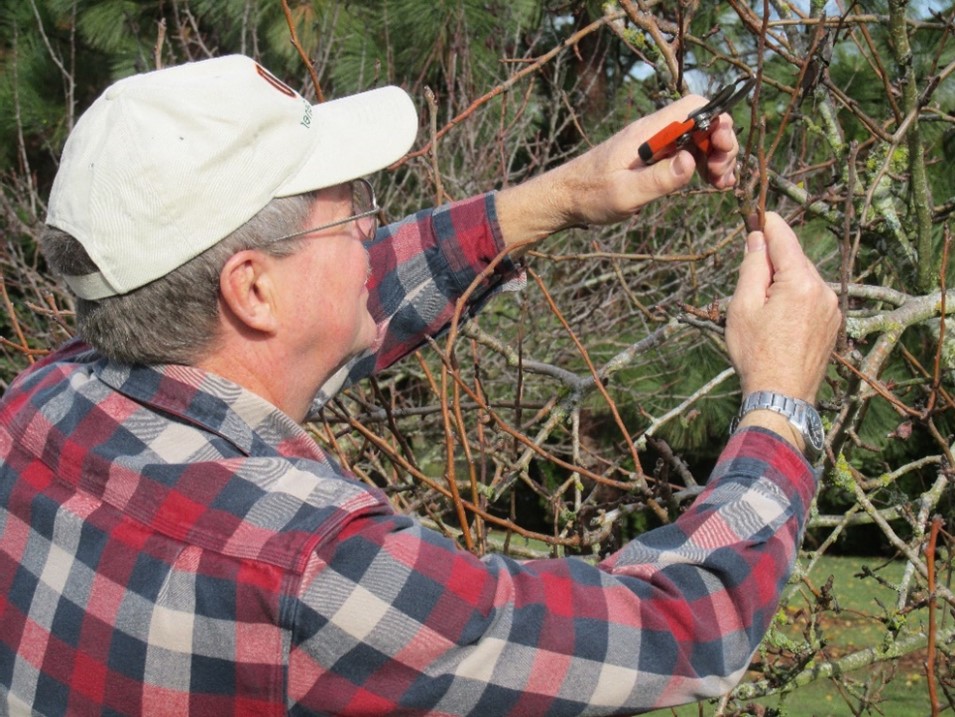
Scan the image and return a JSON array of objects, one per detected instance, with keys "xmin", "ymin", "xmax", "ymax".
[
  {"xmin": 636, "ymin": 77, "xmax": 754, "ymax": 166},
  {"xmin": 637, "ymin": 119, "xmax": 715, "ymax": 165}
]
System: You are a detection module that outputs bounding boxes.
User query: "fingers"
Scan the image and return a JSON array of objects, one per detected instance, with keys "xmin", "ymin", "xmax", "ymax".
[
  {"xmin": 632, "ymin": 99, "xmax": 739, "ymax": 188},
  {"xmin": 731, "ymin": 228, "xmax": 772, "ymax": 309},
  {"xmin": 709, "ymin": 114, "xmax": 738, "ymax": 154},
  {"xmin": 704, "ymin": 115, "xmax": 739, "ymax": 188},
  {"xmin": 762, "ymin": 212, "xmax": 805, "ymax": 273},
  {"xmin": 624, "ymin": 99, "xmax": 739, "ymax": 206},
  {"xmin": 732, "ymin": 213, "xmax": 809, "ymax": 311},
  {"xmin": 726, "ymin": 212, "xmax": 841, "ymax": 403},
  {"xmin": 549, "ymin": 95, "xmax": 742, "ymax": 227}
]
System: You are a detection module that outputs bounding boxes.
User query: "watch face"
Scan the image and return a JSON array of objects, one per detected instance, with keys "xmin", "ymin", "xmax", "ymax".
[{"xmin": 805, "ymin": 407, "xmax": 825, "ymax": 452}]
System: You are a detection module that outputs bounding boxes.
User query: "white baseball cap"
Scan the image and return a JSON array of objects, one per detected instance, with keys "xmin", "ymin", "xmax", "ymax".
[{"xmin": 46, "ymin": 55, "xmax": 418, "ymax": 300}]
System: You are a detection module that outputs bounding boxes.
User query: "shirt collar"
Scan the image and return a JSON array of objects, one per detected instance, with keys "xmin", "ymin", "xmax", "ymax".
[{"xmin": 95, "ymin": 358, "xmax": 328, "ymax": 461}]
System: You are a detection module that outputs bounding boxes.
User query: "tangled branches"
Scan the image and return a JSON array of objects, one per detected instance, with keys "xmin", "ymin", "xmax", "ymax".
[{"xmin": 1, "ymin": 0, "xmax": 953, "ymax": 713}]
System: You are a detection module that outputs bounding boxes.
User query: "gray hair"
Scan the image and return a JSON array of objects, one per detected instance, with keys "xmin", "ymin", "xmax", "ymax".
[{"xmin": 41, "ymin": 193, "xmax": 314, "ymax": 365}]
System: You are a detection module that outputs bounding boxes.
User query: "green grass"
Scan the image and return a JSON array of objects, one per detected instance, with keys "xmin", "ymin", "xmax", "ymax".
[{"xmin": 646, "ymin": 555, "xmax": 934, "ymax": 717}]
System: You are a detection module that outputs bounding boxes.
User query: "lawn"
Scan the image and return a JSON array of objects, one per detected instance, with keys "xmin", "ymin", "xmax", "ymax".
[{"xmin": 646, "ymin": 554, "xmax": 935, "ymax": 716}]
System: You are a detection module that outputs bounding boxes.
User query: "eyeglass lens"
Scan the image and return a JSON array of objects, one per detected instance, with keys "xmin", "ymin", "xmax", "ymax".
[{"xmin": 352, "ymin": 180, "xmax": 378, "ymax": 241}]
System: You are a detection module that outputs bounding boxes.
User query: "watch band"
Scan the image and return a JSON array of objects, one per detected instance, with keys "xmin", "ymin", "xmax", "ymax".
[{"xmin": 729, "ymin": 390, "xmax": 825, "ymax": 462}]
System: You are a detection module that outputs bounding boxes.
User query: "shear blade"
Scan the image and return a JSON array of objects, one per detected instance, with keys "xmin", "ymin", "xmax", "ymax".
[{"xmin": 689, "ymin": 76, "xmax": 755, "ymax": 123}]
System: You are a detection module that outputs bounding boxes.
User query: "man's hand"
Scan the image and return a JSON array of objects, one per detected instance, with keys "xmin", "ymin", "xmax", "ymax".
[
  {"xmin": 496, "ymin": 95, "xmax": 739, "ymax": 249},
  {"xmin": 726, "ymin": 212, "xmax": 840, "ymax": 406}
]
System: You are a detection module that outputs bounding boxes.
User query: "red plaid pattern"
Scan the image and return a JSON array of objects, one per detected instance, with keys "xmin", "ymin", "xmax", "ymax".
[{"xmin": 0, "ymin": 194, "xmax": 818, "ymax": 715}]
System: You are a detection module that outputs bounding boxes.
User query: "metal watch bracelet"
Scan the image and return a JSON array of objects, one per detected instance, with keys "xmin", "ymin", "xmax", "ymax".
[{"xmin": 729, "ymin": 390, "xmax": 825, "ymax": 463}]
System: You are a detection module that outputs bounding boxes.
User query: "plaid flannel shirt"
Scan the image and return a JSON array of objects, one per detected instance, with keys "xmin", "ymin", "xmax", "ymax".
[{"xmin": 0, "ymin": 193, "xmax": 818, "ymax": 716}]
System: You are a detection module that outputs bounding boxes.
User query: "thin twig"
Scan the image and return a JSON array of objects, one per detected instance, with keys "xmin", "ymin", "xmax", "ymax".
[
  {"xmin": 280, "ymin": 0, "xmax": 324, "ymax": 101},
  {"xmin": 925, "ymin": 515, "xmax": 942, "ymax": 717}
]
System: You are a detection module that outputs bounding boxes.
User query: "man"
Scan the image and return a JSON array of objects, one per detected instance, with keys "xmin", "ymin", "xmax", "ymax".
[{"xmin": 0, "ymin": 55, "xmax": 839, "ymax": 715}]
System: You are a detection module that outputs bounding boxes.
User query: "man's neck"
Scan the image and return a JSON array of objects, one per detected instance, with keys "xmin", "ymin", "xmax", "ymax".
[{"xmin": 195, "ymin": 336, "xmax": 330, "ymax": 424}]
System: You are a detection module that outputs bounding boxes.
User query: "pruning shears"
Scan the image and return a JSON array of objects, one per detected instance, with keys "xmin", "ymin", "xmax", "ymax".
[{"xmin": 637, "ymin": 77, "xmax": 755, "ymax": 165}]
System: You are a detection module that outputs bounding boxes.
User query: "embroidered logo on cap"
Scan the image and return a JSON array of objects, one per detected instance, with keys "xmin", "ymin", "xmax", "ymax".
[
  {"xmin": 255, "ymin": 62, "xmax": 313, "ymax": 128},
  {"xmin": 255, "ymin": 63, "xmax": 296, "ymax": 98}
]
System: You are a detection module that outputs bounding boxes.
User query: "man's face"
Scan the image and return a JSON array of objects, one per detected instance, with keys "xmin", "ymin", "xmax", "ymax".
[{"xmin": 272, "ymin": 183, "xmax": 379, "ymax": 375}]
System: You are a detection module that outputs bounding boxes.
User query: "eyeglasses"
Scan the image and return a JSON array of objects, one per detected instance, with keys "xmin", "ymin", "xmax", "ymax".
[{"xmin": 271, "ymin": 178, "xmax": 379, "ymax": 244}]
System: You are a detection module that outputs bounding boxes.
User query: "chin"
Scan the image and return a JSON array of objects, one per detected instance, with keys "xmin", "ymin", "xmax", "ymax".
[{"xmin": 360, "ymin": 313, "xmax": 384, "ymax": 353}]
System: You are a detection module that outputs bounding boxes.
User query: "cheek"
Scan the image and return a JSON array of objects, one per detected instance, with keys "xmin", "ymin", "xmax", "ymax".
[
  {"xmin": 313, "ymin": 242, "xmax": 368, "ymax": 290},
  {"xmin": 326, "ymin": 243, "xmax": 372, "ymax": 318},
  {"xmin": 343, "ymin": 246, "xmax": 372, "ymax": 299}
]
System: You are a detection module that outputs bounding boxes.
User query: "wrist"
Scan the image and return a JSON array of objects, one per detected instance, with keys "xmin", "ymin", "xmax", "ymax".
[
  {"xmin": 736, "ymin": 410, "xmax": 806, "ymax": 454},
  {"xmin": 740, "ymin": 380, "xmax": 821, "ymax": 406},
  {"xmin": 495, "ymin": 168, "xmax": 579, "ymax": 250}
]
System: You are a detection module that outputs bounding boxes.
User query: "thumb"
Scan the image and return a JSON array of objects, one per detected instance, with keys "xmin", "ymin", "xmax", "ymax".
[
  {"xmin": 762, "ymin": 211, "xmax": 807, "ymax": 275},
  {"xmin": 732, "ymin": 230, "xmax": 772, "ymax": 307},
  {"xmin": 631, "ymin": 149, "xmax": 696, "ymax": 205},
  {"xmin": 667, "ymin": 150, "xmax": 697, "ymax": 188}
]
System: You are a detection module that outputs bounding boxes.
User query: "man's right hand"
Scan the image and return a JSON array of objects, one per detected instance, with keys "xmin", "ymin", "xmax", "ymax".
[
  {"xmin": 495, "ymin": 95, "xmax": 740, "ymax": 251},
  {"xmin": 726, "ymin": 212, "xmax": 840, "ymax": 406}
]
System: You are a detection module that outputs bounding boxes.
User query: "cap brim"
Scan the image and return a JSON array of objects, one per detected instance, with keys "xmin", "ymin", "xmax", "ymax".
[{"xmin": 277, "ymin": 85, "xmax": 418, "ymax": 196}]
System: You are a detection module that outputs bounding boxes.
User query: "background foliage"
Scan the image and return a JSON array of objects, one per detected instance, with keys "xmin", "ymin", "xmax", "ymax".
[{"xmin": 1, "ymin": 1, "xmax": 954, "ymax": 714}]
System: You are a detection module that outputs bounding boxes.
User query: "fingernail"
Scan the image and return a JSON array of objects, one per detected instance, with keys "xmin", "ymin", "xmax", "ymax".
[
  {"xmin": 746, "ymin": 232, "xmax": 766, "ymax": 253},
  {"xmin": 670, "ymin": 151, "xmax": 693, "ymax": 179}
]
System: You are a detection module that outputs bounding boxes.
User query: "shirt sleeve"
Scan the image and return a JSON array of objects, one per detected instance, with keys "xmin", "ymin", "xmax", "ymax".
[
  {"xmin": 310, "ymin": 193, "xmax": 520, "ymax": 411},
  {"xmin": 286, "ymin": 427, "xmax": 818, "ymax": 716}
]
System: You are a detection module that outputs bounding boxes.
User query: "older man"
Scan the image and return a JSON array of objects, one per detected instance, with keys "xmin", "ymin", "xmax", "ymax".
[{"xmin": 0, "ymin": 55, "xmax": 838, "ymax": 716}]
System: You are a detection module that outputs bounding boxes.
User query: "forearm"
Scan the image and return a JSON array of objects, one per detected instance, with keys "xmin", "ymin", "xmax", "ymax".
[
  {"xmin": 495, "ymin": 97, "xmax": 740, "ymax": 252},
  {"xmin": 494, "ymin": 164, "xmax": 580, "ymax": 252},
  {"xmin": 293, "ymin": 428, "xmax": 816, "ymax": 715},
  {"xmin": 366, "ymin": 194, "xmax": 519, "ymax": 367},
  {"xmin": 310, "ymin": 194, "xmax": 520, "ymax": 411},
  {"xmin": 596, "ymin": 426, "xmax": 817, "ymax": 706}
]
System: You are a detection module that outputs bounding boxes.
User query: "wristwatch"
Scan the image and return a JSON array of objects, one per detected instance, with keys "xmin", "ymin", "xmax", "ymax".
[{"xmin": 729, "ymin": 390, "xmax": 825, "ymax": 463}]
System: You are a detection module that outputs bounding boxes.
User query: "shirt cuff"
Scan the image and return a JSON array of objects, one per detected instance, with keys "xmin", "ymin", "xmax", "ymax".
[
  {"xmin": 719, "ymin": 425, "xmax": 820, "ymax": 524},
  {"xmin": 430, "ymin": 191, "xmax": 521, "ymax": 297}
]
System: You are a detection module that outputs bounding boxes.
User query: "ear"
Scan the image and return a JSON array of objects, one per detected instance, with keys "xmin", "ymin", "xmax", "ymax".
[{"xmin": 218, "ymin": 250, "xmax": 280, "ymax": 334}]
